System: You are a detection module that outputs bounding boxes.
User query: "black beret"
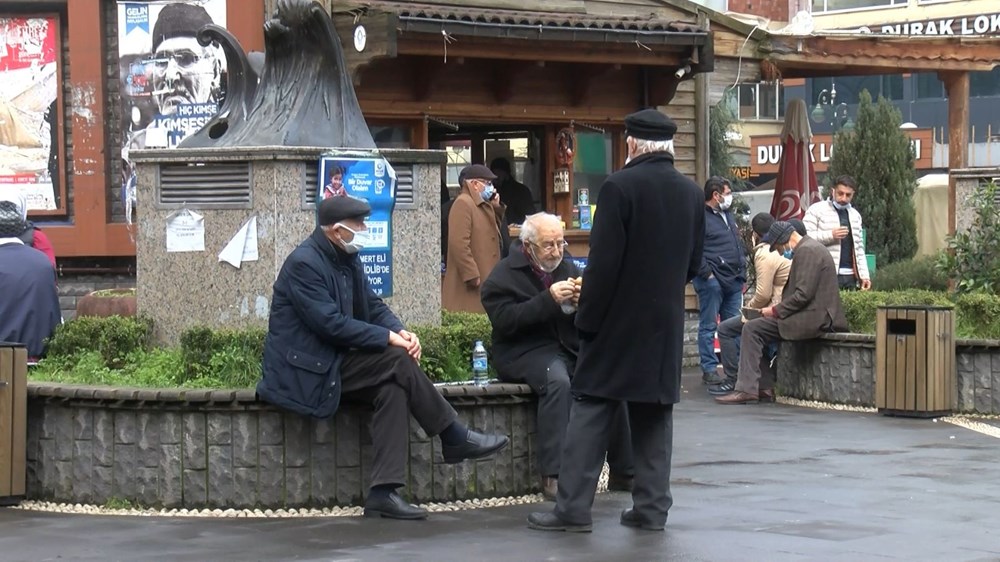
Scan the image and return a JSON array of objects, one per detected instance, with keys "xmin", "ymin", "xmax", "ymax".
[
  {"xmin": 751, "ymin": 212, "xmax": 775, "ymax": 237},
  {"xmin": 460, "ymin": 164, "xmax": 497, "ymax": 182},
  {"xmin": 318, "ymin": 195, "xmax": 371, "ymax": 226},
  {"xmin": 764, "ymin": 221, "xmax": 796, "ymax": 251},
  {"xmin": 152, "ymin": 3, "xmax": 214, "ymax": 52},
  {"xmin": 624, "ymin": 109, "xmax": 677, "ymax": 141}
]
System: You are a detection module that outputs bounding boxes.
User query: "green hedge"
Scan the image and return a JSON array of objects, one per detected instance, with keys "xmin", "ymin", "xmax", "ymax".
[
  {"xmin": 840, "ymin": 289, "xmax": 1000, "ymax": 339},
  {"xmin": 871, "ymin": 255, "xmax": 949, "ymax": 292},
  {"xmin": 32, "ymin": 312, "xmax": 495, "ymax": 388}
]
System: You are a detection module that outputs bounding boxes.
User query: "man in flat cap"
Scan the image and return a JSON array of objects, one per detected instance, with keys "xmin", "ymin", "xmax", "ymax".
[
  {"xmin": 529, "ymin": 108, "xmax": 704, "ymax": 533},
  {"xmin": 715, "ymin": 221, "xmax": 848, "ymax": 404},
  {"xmin": 442, "ymin": 164, "xmax": 508, "ymax": 313},
  {"xmin": 149, "ymin": 3, "xmax": 222, "ymax": 116},
  {"xmin": 258, "ymin": 196, "xmax": 509, "ymax": 520}
]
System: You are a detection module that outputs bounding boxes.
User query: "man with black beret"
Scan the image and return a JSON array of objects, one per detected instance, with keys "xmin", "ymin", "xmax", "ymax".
[
  {"xmin": 529, "ymin": 108, "xmax": 704, "ymax": 533},
  {"xmin": 258, "ymin": 196, "xmax": 509, "ymax": 520},
  {"xmin": 149, "ymin": 2, "xmax": 222, "ymax": 116},
  {"xmin": 715, "ymin": 221, "xmax": 848, "ymax": 404}
]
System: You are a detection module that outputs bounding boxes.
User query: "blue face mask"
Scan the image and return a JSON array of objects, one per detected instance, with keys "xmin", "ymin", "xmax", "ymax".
[
  {"xmin": 480, "ymin": 183, "xmax": 496, "ymax": 202},
  {"xmin": 783, "ymin": 248, "xmax": 794, "ymax": 260},
  {"xmin": 831, "ymin": 200, "xmax": 851, "ymax": 211}
]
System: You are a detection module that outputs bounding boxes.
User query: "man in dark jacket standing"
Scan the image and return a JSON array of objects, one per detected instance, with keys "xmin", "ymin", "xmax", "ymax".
[
  {"xmin": 258, "ymin": 196, "xmax": 508, "ymax": 520},
  {"xmin": 715, "ymin": 221, "xmax": 848, "ymax": 404},
  {"xmin": 481, "ymin": 212, "xmax": 633, "ymax": 502},
  {"xmin": 694, "ymin": 176, "xmax": 746, "ymax": 384},
  {"xmin": 528, "ymin": 109, "xmax": 704, "ymax": 533}
]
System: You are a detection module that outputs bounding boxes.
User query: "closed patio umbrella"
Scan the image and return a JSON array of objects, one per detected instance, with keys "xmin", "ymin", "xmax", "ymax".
[{"xmin": 769, "ymin": 98, "xmax": 820, "ymax": 220}]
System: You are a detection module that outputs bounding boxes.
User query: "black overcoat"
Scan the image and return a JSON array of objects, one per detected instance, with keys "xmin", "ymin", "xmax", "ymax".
[
  {"xmin": 257, "ymin": 228, "xmax": 404, "ymax": 418},
  {"xmin": 480, "ymin": 242, "xmax": 580, "ymax": 391},
  {"xmin": 573, "ymin": 152, "xmax": 704, "ymax": 404}
]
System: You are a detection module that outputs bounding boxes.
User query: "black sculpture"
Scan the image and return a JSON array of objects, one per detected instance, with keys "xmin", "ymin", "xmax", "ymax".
[{"xmin": 180, "ymin": 0, "xmax": 376, "ymax": 149}]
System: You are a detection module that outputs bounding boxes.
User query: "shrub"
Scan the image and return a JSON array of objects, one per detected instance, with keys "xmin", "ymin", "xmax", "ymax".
[
  {"xmin": 179, "ymin": 326, "xmax": 265, "ymax": 387},
  {"xmin": 871, "ymin": 255, "xmax": 949, "ymax": 292},
  {"xmin": 44, "ymin": 315, "xmax": 154, "ymax": 369},
  {"xmin": 938, "ymin": 181, "xmax": 1000, "ymax": 294},
  {"xmin": 839, "ymin": 289, "xmax": 1000, "ymax": 339},
  {"xmin": 954, "ymin": 292, "xmax": 1000, "ymax": 340},
  {"xmin": 827, "ymin": 90, "xmax": 918, "ymax": 265},
  {"xmin": 414, "ymin": 311, "xmax": 493, "ymax": 383}
]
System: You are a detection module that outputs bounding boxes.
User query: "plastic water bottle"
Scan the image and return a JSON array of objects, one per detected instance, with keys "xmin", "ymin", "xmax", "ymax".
[{"xmin": 472, "ymin": 340, "xmax": 489, "ymax": 387}]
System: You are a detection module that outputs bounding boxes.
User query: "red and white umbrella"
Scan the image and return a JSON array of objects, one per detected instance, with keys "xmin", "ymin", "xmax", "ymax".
[{"xmin": 769, "ymin": 98, "xmax": 821, "ymax": 220}]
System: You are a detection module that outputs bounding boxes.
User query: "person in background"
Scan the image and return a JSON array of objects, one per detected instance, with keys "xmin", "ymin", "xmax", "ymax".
[
  {"xmin": 803, "ymin": 175, "xmax": 871, "ymax": 291},
  {"xmin": 528, "ymin": 108, "xmax": 703, "ymax": 533},
  {"xmin": 443, "ymin": 164, "xmax": 507, "ymax": 313},
  {"xmin": 715, "ymin": 221, "xmax": 848, "ymax": 405},
  {"xmin": 694, "ymin": 176, "xmax": 746, "ymax": 385},
  {"xmin": 0, "ymin": 197, "xmax": 60, "ymax": 360},
  {"xmin": 0, "ymin": 193, "xmax": 55, "ymax": 267},
  {"xmin": 481, "ymin": 212, "xmax": 633, "ymax": 502},
  {"xmin": 257, "ymin": 196, "xmax": 509, "ymax": 520},
  {"xmin": 709, "ymin": 213, "xmax": 790, "ymax": 397},
  {"xmin": 490, "ymin": 157, "xmax": 536, "ymax": 226}
]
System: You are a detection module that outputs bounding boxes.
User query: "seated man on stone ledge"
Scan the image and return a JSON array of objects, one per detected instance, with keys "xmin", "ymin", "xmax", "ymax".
[
  {"xmin": 481, "ymin": 212, "xmax": 634, "ymax": 501},
  {"xmin": 257, "ymin": 195, "xmax": 509, "ymax": 520},
  {"xmin": 715, "ymin": 220, "xmax": 848, "ymax": 405}
]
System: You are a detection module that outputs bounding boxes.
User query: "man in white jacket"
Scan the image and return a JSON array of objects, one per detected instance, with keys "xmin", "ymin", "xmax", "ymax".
[{"xmin": 803, "ymin": 175, "xmax": 871, "ymax": 291}]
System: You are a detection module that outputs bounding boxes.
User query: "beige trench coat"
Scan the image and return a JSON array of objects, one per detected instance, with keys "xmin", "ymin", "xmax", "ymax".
[{"xmin": 442, "ymin": 185, "xmax": 505, "ymax": 313}]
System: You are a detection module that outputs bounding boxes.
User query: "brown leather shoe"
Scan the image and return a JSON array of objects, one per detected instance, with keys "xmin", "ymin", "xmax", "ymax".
[
  {"xmin": 714, "ymin": 391, "xmax": 759, "ymax": 405},
  {"xmin": 759, "ymin": 389, "xmax": 776, "ymax": 403},
  {"xmin": 541, "ymin": 476, "xmax": 558, "ymax": 501}
]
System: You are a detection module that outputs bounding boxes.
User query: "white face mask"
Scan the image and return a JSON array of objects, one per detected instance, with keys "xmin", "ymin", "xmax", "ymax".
[
  {"xmin": 334, "ymin": 223, "xmax": 369, "ymax": 254},
  {"xmin": 720, "ymin": 194, "xmax": 733, "ymax": 210}
]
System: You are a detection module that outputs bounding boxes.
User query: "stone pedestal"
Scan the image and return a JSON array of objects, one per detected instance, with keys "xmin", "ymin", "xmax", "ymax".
[{"xmin": 131, "ymin": 147, "xmax": 445, "ymax": 345}]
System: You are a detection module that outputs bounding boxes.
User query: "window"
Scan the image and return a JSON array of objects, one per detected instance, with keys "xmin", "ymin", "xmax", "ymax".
[
  {"xmin": 736, "ymin": 82, "xmax": 785, "ymax": 121},
  {"xmin": 811, "ymin": 0, "xmax": 902, "ymax": 13},
  {"xmin": 970, "ymin": 68, "xmax": 1000, "ymax": 98},
  {"xmin": 915, "ymin": 73, "xmax": 946, "ymax": 99},
  {"xmin": 810, "ymin": 75, "xmax": 904, "ymax": 105}
]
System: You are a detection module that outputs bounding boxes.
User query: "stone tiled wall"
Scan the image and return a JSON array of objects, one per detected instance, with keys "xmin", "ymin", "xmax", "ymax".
[
  {"xmin": 777, "ymin": 334, "xmax": 1000, "ymax": 415},
  {"xmin": 26, "ymin": 384, "xmax": 537, "ymax": 509}
]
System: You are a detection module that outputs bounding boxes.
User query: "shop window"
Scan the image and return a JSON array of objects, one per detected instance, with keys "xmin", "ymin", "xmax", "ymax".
[
  {"xmin": 915, "ymin": 73, "xmax": 946, "ymax": 99},
  {"xmin": 737, "ymin": 82, "xmax": 785, "ymax": 121},
  {"xmin": 970, "ymin": 68, "xmax": 1000, "ymax": 98},
  {"xmin": 572, "ymin": 132, "xmax": 612, "ymax": 207}
]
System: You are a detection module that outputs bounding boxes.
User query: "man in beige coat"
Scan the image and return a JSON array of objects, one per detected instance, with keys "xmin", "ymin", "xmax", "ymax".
[
  {"xmin": 443, "ymin": 164, "xmax": 507, "ymax": 313},
  {"xmin": 708, "ymin": 213, "xmax": 791, "ymax": 399}
]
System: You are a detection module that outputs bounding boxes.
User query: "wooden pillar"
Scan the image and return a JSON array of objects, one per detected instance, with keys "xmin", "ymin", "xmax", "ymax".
[
  {"xmin": 694, "ymin": 11, "xmax": 710, "ymax": 186},
  {"xmin": 940, "ymin": 71, "xmax": 969, "ymax": 236}
]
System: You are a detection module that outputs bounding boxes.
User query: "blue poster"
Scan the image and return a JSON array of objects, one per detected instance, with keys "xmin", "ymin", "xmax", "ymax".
[
  {"xmin": 318, "ymin": 155, "xmax": 396, "ymax": 297},
  {"xmin": 569, "ymin": 257, "xmax": 588, "ymax": 271}
]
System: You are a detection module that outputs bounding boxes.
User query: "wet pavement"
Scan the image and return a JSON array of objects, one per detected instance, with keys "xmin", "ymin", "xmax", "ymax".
[{"xmin": 2, "ymin": 370, "xmax": 999, "ymax": 561}]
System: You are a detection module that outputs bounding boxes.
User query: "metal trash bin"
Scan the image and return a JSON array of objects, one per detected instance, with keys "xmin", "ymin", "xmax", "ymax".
[
  {"xmin": 0, "ymin": 342, "xmax": 27, "ymax": 505},
  {"xmin": 875, "ymin": 306, "xmax": 955, "ymax": 418}
]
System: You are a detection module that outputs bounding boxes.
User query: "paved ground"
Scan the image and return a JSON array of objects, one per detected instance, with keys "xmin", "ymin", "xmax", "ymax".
[{"xmin": 2, "ymin": 370, "xmax": 999, "ymax": 562}]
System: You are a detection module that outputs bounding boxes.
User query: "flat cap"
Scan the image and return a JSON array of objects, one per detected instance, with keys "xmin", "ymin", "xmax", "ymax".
[
  {"xmin": 764, "ymin": 221, "xmax": 796, "ymax": 251},
  {"xmin": 460, "ymin": 164, "xmax": 497, "ymax": 182},
  {"xmin": 624, "ymin": 109, "xmax": 677, "ymax": 141},
  {"xmin": 788, "ymin": 218, "xmax": 808, "ymax": 236},
  {"xmin": 318, "ymin": 195, "xmax": 370, "ymax": 226}
]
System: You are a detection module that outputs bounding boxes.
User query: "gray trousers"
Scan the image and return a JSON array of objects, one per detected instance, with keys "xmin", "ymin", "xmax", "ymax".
[
  {"xmin": 513, "ymin": 354, "xmax": 633, "ymax": 478},
  {"xmin": 553, "ymin": 396, "xmax": 674, "ymax": 526},
  {"xmin": 735, "ymin": 317, "xmax": 781, "ymax": 395},
  {"xmin": 340, "ymin": 346, "xmax": 457, "ymax": 488}
]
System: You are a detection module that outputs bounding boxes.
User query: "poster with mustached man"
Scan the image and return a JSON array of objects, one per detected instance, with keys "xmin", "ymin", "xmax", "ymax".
[{"xmin": 118, "ymin": 1, "xmax": 227, "ymax": 153}]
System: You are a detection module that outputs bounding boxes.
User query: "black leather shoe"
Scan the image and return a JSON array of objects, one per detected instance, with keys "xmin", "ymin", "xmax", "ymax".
[
  {"xmin": 620, "ymin": 508, "xmax": 665, "ymax": 531},
  {"xmin": 527, "ymin": 511, "xmax": 592, "ymax": 533},
  {"xmin": 363, "ymin": 491, "xmax": 428, "ymax": 520},
  {"xmin": 442, "ymin": 429, "xmax": 509, "ymax": 464}
]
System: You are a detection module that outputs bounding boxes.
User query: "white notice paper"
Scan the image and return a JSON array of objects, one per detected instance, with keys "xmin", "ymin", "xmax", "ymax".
[
  {"xmin": 218, "ymin": 216, "xmax": 259, "ymax": 268},
  {"xmin": 165, "ymin": 209, "xmax": 205, "ymax": 252}
]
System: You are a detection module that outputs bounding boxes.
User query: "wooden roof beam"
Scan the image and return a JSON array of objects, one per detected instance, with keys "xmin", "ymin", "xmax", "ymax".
[{"xmin": 396, "ymin": 35, "xmax": 689, "ymax": 66}]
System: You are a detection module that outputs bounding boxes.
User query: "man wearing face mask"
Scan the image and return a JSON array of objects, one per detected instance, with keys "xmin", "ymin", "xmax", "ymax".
[
  {"xmin": 258, "ymin": 196, "xmax": 510, "ymax": 520},
  {"xmin": 803, "ymin": 175, "xmax": 871, "ymax": 291},
  {"xmin": 715, "ymin": 221, "xmax": 848, "ymax": 405},
  {"xmin": 443, "ymin": 164, "xmax": 508, "ymax": 313},
  {"xmin": 481, "ymin": 213, "xmax": 634, "ymax": 502},
  {"xmin": 694, "ymin": 176, "xmax": 746, "ymax": 385}
]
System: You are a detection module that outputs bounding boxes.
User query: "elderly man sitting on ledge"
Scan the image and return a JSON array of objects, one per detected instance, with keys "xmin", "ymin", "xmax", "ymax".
[{"xmin": 715, "ymin": 220, "xmax": 848, "ymax": 405}]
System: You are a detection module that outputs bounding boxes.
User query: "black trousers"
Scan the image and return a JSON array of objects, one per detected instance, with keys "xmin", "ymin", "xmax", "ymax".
[
  {"xmin": 340, "ymin": 346, "xmax": 457, "ymax": 487},
  {"xmin": 554, "ymin": 396, "xmax": 673, "ymax": 526},
  {"xmin": 504, "ymin": 353, "xmax": 634, "ymax": 479}
]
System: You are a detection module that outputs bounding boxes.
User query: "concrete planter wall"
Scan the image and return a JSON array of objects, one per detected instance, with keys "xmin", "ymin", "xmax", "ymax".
[
  {"xmin": 26, "ymin": 383, "xmax": 538, "ymax": 509},
  {"xmin": 777, "ymin": 333, "xmax": 1000, "ymax": 414}
]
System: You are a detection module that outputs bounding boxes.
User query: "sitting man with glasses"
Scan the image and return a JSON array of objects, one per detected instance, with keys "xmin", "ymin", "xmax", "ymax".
[{"xmin": 481, "ymin": 212, "xmax": 634, "ymax": 502}]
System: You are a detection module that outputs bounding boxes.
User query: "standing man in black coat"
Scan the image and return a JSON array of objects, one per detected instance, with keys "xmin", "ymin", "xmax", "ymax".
[
  {"xmin": 528, "ymin": 109, "xmax": 705, "ymax": 532},
  {"xmin": 257, "ymin": 196, "xmax": 509, "ymax": 521},
  {"xmin": 481, "ymin": 212, "xmax": 634, "ymax": 502}
]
